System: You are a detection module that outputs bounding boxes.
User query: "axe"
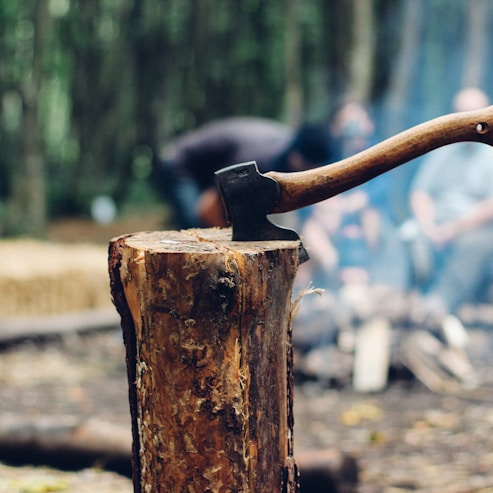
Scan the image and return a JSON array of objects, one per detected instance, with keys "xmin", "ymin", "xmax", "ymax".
[{"xmin": 215, "ymin": 107, "xmax": 493, "ymax": 262}]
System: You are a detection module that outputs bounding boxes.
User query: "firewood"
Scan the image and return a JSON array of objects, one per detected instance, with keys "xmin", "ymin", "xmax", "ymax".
[
  {"xmin": 353, "ymin": 317, "xmax": 392, "ymax": 393},
  {"xmin": 109, "ymin": 228, "xmax": 301, "ymax": 492},
  {"xmin": 0, "ymin": 308, "xmax": 120, "ymax": 344}
]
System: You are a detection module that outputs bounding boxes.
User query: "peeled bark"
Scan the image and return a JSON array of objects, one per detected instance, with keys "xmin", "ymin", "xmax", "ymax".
[{"xmin": 109, "ymin": 228, "xmax": 300, "ymax": 492}]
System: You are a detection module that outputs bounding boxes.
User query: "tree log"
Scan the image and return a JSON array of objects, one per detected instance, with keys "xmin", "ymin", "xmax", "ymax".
[
  {"xmin": 0, "ymin": 308, "xmax": 120, "ymax": 344},
  {"xmin": 108, "ymin": 228, "xmax": 301, "ymax": 492}
]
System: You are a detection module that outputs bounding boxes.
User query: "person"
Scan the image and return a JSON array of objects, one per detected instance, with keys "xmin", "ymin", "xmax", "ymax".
[
  {"xmin": 158, "ymin": 117, "xmax": 331, "ymax": 228},
  {"xmin": 409, "ymin": 87, "xmax": 493, "ymax": 320},
  {"xmin": 298, "ymin": 101, "xmax": 409, "ymax": 293},
  {"xmin": 329, "ymin": 100, "xmax": 376, "ymax": 159}
]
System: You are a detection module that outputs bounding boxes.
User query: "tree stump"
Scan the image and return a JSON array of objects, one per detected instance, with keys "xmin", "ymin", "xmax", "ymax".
[{"xmin": 108, "ymin": 228, "xmax": 301, "ymax": 492}]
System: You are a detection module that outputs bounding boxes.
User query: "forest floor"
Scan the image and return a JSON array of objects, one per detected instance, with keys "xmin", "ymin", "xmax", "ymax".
[
  {"xmin": 1, "ymin": 327, "xmax": 493, "ymax": 493},
  {"xmin": 1, "ymin": 216, "xmax": 493, "ymax": 492}
]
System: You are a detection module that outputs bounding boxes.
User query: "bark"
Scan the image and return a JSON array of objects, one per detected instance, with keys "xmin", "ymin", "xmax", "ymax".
[{"xmin": 109, "ymin": 228, "xmax": 300, "ymax": 493}]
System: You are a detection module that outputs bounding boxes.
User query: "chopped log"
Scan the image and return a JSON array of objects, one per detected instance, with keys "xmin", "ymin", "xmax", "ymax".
[
  {"xmin": 108, "ymin": 229, "xmax": 301, "ymax": 493},
  {"xmin": 0, "ymin": 308, "xmax": 120, "ymax": 344},
  {"xmin": 0, "ymin": 414, "xmax": 131, "ymax": 475},
  {"xmin": 0, "ymin": 415, "xmax": 359, "ymax": 492},
  {"xmin": 401, "ymin": 331, "xmax": 462, "ymax": 393},
  {"xmin": 352, "ymin": 317, "xmax": 392, "ymax": 393},
  {"xmin": 296, "ymin": 449, "xmax": 359, "ymax": 493}
]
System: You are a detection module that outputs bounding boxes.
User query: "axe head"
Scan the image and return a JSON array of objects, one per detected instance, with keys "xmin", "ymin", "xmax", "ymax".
[{"xmin": 215, "ymin": 161, "xmax": 309, "ymax": 263}]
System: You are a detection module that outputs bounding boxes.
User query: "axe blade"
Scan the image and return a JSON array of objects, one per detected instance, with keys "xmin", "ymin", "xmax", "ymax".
[{"xmin": 215, "ymin": 161, "xmax": 309, "ymax": 263}]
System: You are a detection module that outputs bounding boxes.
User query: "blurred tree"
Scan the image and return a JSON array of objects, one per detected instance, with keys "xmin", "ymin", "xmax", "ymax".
[
  {"xmin": 61, "ymin": 0, "xmax": 132, "ymax": 209},
  {"xmin": 284, "ymin": 0, "xmax": 303, "ymax": 126},
  {"xmin": 384, "ymin": 0, "xmax": 423, "ymax": 222},
  {"xmin": 462, "ymin": 0, "xmax": 488, "ymax": 88},
  {"xmin": 3, "ymin": 0, "xmax": 50, "ymax": 235},
  {"xmin": 346, "ymin": 0, "xmax": 376, "ymax": 102},
  {"xmin": 384, "ymin": 0, "xmax": 422, "ymax": 136}
]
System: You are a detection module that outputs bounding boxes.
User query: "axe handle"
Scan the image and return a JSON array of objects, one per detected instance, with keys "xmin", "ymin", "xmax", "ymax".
[{"xmin": 267, "ymin": 106, "xmax": 493, "ymax": 213}]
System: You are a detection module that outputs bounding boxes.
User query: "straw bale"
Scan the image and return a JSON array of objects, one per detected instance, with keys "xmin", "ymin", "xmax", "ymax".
[{"xmin": 0, "ymin": 240, "xmax": 112, "ymax": 317}]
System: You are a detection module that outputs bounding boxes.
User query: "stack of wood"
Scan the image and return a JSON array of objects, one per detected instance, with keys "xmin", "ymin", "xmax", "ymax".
[{"xmin": 293, "ymin": 284, "xmax": 482, "ymax": 394}]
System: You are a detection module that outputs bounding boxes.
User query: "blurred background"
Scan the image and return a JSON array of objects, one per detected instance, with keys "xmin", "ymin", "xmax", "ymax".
[
  {"xmin": 1, "ymin": 0, "xmax": 491, "ymax": 236},
  {"xmin": 2, "ymin": 1, "xmax": 493, "ymax": 491}
]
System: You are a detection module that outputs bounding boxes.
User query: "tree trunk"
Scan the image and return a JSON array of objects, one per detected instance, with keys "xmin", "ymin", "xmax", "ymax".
[
  {"xmin": 384, "ymin": 0, "xmax": 423, "ymax": 221},
  {"xmin": 284, "ymin": 0, "xmax": 303, "ymax": 127},
  {"xmin": 346, "ymin": 0, "xmax": 375, "ymax": 103},
  {"xmin": 108, "ymin": 228, "xmax": 300, "ymax": 493},
  {"xmin": 462, "ymin": 0, "xmax": 489, "ymax": 88},
  {"xmin": 6, "ymin": 0, "xmax": 49, "ymax": 235},
  {"xmin": 384, "ymin": 0, "xmax": 422, "ymax": 137}
]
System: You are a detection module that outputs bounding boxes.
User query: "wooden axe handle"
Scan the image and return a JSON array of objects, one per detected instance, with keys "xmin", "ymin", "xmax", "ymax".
[{"xmin": 267, "ymin": 106, "xmax": 493, "ymax": 213}]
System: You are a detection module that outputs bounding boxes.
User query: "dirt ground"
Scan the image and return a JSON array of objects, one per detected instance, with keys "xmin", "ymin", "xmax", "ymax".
[
  {"xmin": 0, "ymin": 462, "xmax": 133, "ymax": 493},
  {"xmin": 0, "ymin": 328, "xmax": 493, "ymax": 492},
  {"xmin": 1, "ymin": 218, "xmax": 493, "ymax": 492}
]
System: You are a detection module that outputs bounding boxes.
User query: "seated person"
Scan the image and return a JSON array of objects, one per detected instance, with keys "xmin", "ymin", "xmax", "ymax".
[
  {"xmin": 409, "ymin": 87, "xmax": 493, "ymax": 319},
  {"xmin": 298, "ymin": 101, "xmax": 409, "ymax": 293}
]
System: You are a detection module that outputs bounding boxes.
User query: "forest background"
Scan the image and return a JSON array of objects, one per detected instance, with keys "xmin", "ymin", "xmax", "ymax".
[{"xmin": 0, "ymin": 0, "xmax": 491, "ymax": 236}]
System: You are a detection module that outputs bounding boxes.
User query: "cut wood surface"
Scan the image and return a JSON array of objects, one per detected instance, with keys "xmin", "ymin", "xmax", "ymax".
[{"xmin": 109, "ymin": 228, "xmax": 301, "ymax": 493}]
